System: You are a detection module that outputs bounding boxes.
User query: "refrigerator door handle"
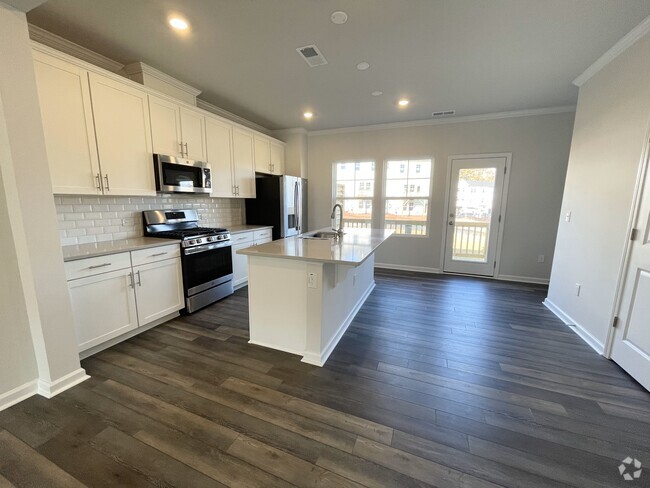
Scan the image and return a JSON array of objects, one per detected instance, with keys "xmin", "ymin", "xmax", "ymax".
[{"xmin": 294, "ymin": 181, "xmax": 300, "ymax": 231}]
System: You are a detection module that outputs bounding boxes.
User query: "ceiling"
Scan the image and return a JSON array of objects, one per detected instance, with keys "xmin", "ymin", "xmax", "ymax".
[{"xmin": 27, "ymin": 1, "xmax": 650, "ymax": 131}]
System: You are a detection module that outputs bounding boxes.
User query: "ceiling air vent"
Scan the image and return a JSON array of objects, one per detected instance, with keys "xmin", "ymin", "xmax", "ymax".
[
  {"xmin": 296, "ymin": 44, "xmax": 328, "ymax": 67},
  {"xmin": 432, "ymin": 110, "xmax": 456, "ymax": 117}
]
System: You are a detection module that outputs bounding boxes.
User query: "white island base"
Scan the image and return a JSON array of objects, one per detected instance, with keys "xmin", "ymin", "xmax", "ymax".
[{"xmin": 247, "ymin": 253, "xmax": 376, "ymax": 366}]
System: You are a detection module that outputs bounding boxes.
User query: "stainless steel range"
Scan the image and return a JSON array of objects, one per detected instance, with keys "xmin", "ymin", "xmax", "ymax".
[{"xmin": 143, "ymin": 209, "xmax": 233, "ymax": 313}]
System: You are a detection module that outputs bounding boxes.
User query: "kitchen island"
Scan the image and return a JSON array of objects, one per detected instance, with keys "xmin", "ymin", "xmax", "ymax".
[{"xmin": 238, "ymin": 228, "xmax": 393, "ymax": 366}]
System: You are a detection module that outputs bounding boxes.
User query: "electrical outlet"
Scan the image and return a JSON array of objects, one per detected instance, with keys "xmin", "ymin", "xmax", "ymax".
[
  {"xmin": 122, "ymin": 218, "xmax": 134, "ymax": 227},
  {"xmin": 565, "ymin": 211, "xmax": 572, "ymax": 222},
  {"xmin": 575, "ymin": 283, "xmax": 581, "ymax": 296},
  {"xmin": 307, "ymin": 272, "xmax": 317, "ymax": 289},
  {"xmin": 537, "ymin": 254, "xmax": 545, "ymax": 263}
]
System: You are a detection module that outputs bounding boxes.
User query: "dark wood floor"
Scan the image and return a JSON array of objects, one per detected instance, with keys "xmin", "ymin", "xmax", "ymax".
[{"xmin": 1, "ymin": 270, "xmax": 649, "ymax": 488}]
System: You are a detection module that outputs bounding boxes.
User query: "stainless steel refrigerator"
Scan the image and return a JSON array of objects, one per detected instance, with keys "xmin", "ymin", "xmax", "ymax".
[{"xmin": 245, "ymin": 175, "xmax": 307, "ymax": 240}]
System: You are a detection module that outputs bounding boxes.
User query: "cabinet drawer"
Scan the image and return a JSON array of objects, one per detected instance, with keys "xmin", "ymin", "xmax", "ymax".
[
  {"xmin": 131, "ymin": 244, "xmax": 180, "ymax": 267},
  {"xmin": 65, "ymin": 252, "xmax": 132, "ymax": 281},
  {"xmin": 231, "ymin": 231, "xmax": 254, "ymax": 245},
  {"xmin": 255, "ymin": 237, "xmax": 272, "ymax": 246},
  {"xmin": 253, "ymin": 229, "xmax": 272, "ymax": 241}
]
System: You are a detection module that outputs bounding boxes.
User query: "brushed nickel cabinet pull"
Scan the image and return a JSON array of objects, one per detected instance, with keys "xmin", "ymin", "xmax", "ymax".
[
  {"xmin": 136, "ymin": 270, "xmax": 142, "ymax": 287},
  {"xmin": 104, "ymin": 174, "xmax": 111, "ymax": 191},
  {"xmin": 151, "ymin": 252, "xmax": 168, "ymax": 257},
  {"xmin": 88, "ymin": 262, "xmax": 111, "ymax": 269},
  {"xmin": 184, "ymin": 142, "xmax": 188, "ymax": 156},
  {"xmin": 95, "ymin": 173, "xmax": 103, "ymax": 191},
  {"xmin": 128, "ymin": 271, "xmax": 135, "ymax": 288}
]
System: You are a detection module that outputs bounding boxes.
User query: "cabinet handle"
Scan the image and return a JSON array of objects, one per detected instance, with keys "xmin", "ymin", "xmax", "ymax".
[
  {"xmin": 88, "ymin": 262, "xmax": 111, "ymax": 269},
  {"xmin": 95, "ymin": 173, "xmax": 103, "ymax": 192},
  {"xmin": 179, "ymin": 142, "xmax": 185, "ymax": 157},
  {"xmin": 237, "ymin": 185, "xmax": 240, "ymax": 196},
  {"xmin": 104, "ymin": 174, "xmax": 111, "ymax": 191},
  {"xmin": 184, "ymin": 142, "xmax": 189, "ymax": 157},
  {"xmin": 150, "ymin": 252, "xmax": 168, "ymax": 257},
  {"xmin": 270, "ymin": 163, "xmax": 274, "ymax": 173},
  {"xmin": 136, "ymin": 270, "xmax": 142, "ymax": 287},
  {"xmin": 128, "ymin": 271, "xmax": 135, "ymax": 288}
]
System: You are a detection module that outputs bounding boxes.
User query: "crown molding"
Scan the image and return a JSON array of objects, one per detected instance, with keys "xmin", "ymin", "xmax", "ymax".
[
  {"xmin": 307, "ymin": 106, "xmax": 576, "ymax": 137},
  {"xmin": 121, "ymin": 61, "xmax": 202, "ymax": 97},
  {"xmin": 573, "ymin": 15, "xmax": 650, "ymax": 87},
  {"xmin": 28, "ymin": 24, "xmax": 124, "ymax": 73},
  {"xmin": 196, "ymin": 99, "xmax": 271, "ymax": 135}
]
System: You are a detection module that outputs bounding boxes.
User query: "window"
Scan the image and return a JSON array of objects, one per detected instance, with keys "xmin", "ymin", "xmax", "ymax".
[
  {"xmin": 333, "ymin": 160, "xmax": 375, "ymax": 229},
  {"xmin": 384, "ymin": 159, "xmax": 432, "ymax": 235}
]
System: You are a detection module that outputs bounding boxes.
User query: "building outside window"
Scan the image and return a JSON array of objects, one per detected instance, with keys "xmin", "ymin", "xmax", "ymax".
[
  {"xmin": 384, "ymin": 159, "xmax": 432, "ymax": 235},
  {"xmin": 333, "ymin": 160, "xmax": 375, "ymax": 229}
]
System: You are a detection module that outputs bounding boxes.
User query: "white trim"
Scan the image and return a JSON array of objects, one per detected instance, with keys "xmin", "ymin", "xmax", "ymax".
[
  {"xmin": 37, "ymin": 368, "xmax": 89, "ymax": 399},
  {"xmin": 496, "ymin": 274, "xmax": 549, "ymax": 285},
  {"xmin": 375, "ymin": 263, "xmax": 441, "ymax": 274},
  {"xmin": 248, "ymin": 340, "xmax": 304, "ymax": 357},
  {"xmin": 543, "ymin": 299, "xmax": 605, "ymax": 355},
  {"xmin": 301, "ymin": 282, "xmax": 375, "ymax": 366},
  {"xmin": 121, "ymin": 61, "xmax": 202, "ymax": 96},
  {"xmin": 272, "ymin": 128, "xmax": 309, "ymax": 136},
  {"xmin": 308, "ymin": 106, "xmax": 576, "ymax": 136},
  {"xmin": 28, "ymin": 24, "xmax": 124, "ymax": 72},
  {"xmin": 573, "ymin": 15, "xmax": 650, "ymax": 87},
  {"xmin": 0, "ymin": 380, "xmax": 38, "ymax": 412},
  {"xmin": 196, "ymin": 99, "xmax": 272, "ymax": 136}
]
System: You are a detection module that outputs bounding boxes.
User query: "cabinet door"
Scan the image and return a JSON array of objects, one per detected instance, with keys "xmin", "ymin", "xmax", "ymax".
[
  {"xmin": 149, "ymin": 95, "xmax": 182, "ymax": 157},
  {"xmin": 33, "ymin": 51, "xmax": 101, "ymax": 195},
  {"xmin": 68, "ymin": 269, "xmax": 138, "ymax": 352},
  {"xmin": 206, "ymin": 117, "xmax": 235, "ymax": 197},
  {"xmin": 88, "ymin": 72, "xmax": 155, "ymax": 196},
  {"xmin": 180, "ymin": 107, "xmax": 207, "ymax": 161},
  {"xmin": 232, "ymin": 128, "xmax": 256, "ymax": 198},
  {"xmin": 232, "ymin": 241, "xmax": 253, "ymax": 288},
  {"xmin": 134, "ymin": 258, "xmax": 184, "ymax": 326},
  {"xmin": 253, "ymin": 135, "xmax": 271, "ymax": 174},
  {"xmin": 270, "ymin": 141, "xmax": 285, "ymax": 175}
]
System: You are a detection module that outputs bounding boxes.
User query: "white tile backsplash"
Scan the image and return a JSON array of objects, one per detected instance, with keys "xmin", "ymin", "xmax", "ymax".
[{"xmin": 55, "ymin": 194, "xmax": 243, "ymax": 246}]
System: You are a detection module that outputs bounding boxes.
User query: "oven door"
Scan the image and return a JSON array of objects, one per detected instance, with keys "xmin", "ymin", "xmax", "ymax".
[
  {"xmin": 154, "ymin": 154, "xmax": 211, "ymax": 194},
  {"xmin": 182, "ymin": 242, "xmax": 233, "ymax": 296}
]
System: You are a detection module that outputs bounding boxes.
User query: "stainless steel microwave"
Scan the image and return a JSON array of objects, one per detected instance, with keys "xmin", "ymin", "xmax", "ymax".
[{"xmin": 153, "ymin": 154, "xmax": 212, "ymax": 194}]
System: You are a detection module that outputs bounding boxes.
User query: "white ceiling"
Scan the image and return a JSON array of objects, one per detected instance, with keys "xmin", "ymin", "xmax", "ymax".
[{"xmin": 27, "ymin": 0, "xmax": 650, "ymax": 131}]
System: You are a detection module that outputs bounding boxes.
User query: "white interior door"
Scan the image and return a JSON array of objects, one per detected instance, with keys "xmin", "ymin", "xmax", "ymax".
[
  {"xmin": 443, "ymin": 156, "xmax": 508, "ymax": 276},
  {"xmin": 610, "ymin": 163, "xmax": 650, "ymax": 391}
]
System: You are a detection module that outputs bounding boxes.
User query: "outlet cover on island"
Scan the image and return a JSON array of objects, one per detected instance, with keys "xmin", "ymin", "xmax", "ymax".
[
  {"xmin": 575, "ymin": 283, "xmax": 581, "ymax": 296},
  {"xmin": 307, "ymin": 272, "xmax": 317, "ymax": 289},
  {"xmin": 537, "ymin": 254, "xmax": 545, "ymax": 263}
]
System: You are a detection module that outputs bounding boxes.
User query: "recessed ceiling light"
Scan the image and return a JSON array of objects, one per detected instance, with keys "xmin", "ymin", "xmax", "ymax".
[
  {"xmin": 331, "ymin": 11, "xmax": 348, "ymax": 25},
  {"xmin": 303, "ymin": 112, "xmax": 314, "ymax": 120},
  {"xmin": 371, "ymin": 91, "xmax": 383, "ymax": 96},
  {"xmin": 398, "ymin": 99, "xmax": 410, "ymax": 107},
  {"xmin": 169, "ymin": 17, "xmax": 189, "ymax": 30},
  {"xmin": 356, "ymin": 62, "xmax": 370, "ymax": 71}
]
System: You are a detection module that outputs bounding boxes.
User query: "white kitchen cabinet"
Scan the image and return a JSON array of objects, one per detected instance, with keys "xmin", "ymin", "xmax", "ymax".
[
  {"xmin": 65, "ymin": 248, "xmax": 184, "ymax": 354},
  {"xmin": 206, "ymin": 117, "xmax": 235, "ymax": 197},
  {"xmin": 254, "ymin": 135, "xmax": 272, "ymax": 174},
  {"xmin": 232, "ymin": 128, "xmax": 256, "ymax": 198},
  {"xmin": 149, "ymin": 95, "xmax": 206, "ymax": 161},
  {"xmin": 270, "ymin": 141, "xmax": 285, "ymax": 176},
  {"xmin": 67, "ymin": 267, "xmax": 138, "ymax": 352},
  {"xmin": 88, "ymin": 72, "xmax": 156, "ymax": 196},
  {"xmin": 231, "ymin": 229, "xmax": 273, "ymax": 289},
  {"xmin": 133, "ymin": 257, "xmax": 184, "ymax": 326},
  {"xmin": 32, "ymin": 51, "xmax": 101, "ymax": 195}
]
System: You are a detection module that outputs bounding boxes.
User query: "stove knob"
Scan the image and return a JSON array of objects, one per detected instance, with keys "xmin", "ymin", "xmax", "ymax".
[
  {"xmin": 188, "ymin": 239, "xmax": 195, "ymax": 245},
  {"xmin": 196, "ymin": 238, "xmax": 203, "ymax": 245}
]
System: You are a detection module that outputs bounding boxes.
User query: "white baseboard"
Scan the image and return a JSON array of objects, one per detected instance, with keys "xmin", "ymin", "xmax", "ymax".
[
  {"xmin": 0, "ymin": 380, "xmax": 38, "ymax": 412},
  {"xmin": 543, "ymin": 299, "xmax": 605, "ymax": 355},
  {"xmin": 302, "ymin": 282, "xmax": 376, "ymax": 367},
  {"xmin": 497, "ymin": 274, "xmax": 549, "ymax": 285},
  {"xmin": 37, "ymin": 368, "xmax": 89, "ymax": 399},
  {"xmin": 375, "ymin": 263, "xmax": 441, "ymax": 274},
  {"xmin": 247, "ymin": 339, "xmax": 304, "ymax": 358}
]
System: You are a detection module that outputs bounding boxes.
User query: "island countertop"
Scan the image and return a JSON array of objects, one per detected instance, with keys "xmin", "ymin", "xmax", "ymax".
[{"xmin": 237, "ymin": 228, "xmax": 394, "ymax": 265}]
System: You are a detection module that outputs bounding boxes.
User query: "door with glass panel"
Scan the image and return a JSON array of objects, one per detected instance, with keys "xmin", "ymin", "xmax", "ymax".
[
  {"xmin": 443, "ymin": 156, "xmax": 508, "ymax": 276},
  {"xmin": 333, "ymin": 161, "xmax": 375, "ymax": 229}
]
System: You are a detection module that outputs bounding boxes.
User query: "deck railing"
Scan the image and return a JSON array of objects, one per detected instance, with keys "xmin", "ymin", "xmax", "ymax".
[{"xmin": 453, "ymin": 221, "xmax": 489, "ymax": 260}]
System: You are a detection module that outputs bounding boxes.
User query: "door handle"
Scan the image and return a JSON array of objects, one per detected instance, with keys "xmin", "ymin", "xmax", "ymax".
[
  {"xmin": 95, "ymin": 173, "xmax": 103, "ymax": 192},
  {"xmin": 128, "ymin": 271, "xmax": 135, "ymax": 288},
  {"xmin": 150, "ymin": 252, "xmax": 168, "ymax": 257},
  {"xmin": 88, "ymin": 262, "xmax": 111, "ymax": 269},
  {"xmin": 184, "ymin": 142, "xmax": 189, "ymax": 157},
  {"xmin": 136, "ymin": 270, "xmax": 142, "ymax": 287},
  {"xmin": 179, "ymin": 142, "xmax": 184, "ymax": 157},
  {"xmin": 449, "ymin": 221, "xmax": 454, "ymax": 226},
  {"xmin": 104, "ymin": 174, "xmax": 111, "ymax": 191}
]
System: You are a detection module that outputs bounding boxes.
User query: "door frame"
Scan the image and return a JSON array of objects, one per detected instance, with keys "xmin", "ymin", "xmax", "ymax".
[
  {"xmin": 440, "ymin": 153, "xmax": 512, "ymax": 277},
  {"xmin": 604, "ymin": 122, "xmax": 650, "ymax": 358}
]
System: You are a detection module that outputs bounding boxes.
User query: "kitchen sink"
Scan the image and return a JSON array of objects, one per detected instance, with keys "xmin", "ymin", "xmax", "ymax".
[{"xmin": 301, "ymin": 231, "xmax": 343, "ymax": 240}]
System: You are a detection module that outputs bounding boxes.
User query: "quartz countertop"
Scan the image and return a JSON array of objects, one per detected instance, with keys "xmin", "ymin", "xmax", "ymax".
[
  {"xmin": 237, "ymin": 228, "xmax": 394, "ymax": 265},
  {"xmin": 62, "ymin": 237, "xmax": 181, "ymax": 262},
  {"xmin": 228, "ymin": 225, "xmax": 273, "ymax": 234}
]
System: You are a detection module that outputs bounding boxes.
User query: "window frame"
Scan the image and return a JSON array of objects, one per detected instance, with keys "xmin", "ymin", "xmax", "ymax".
[
  {"xmin": 381, "ymin": 157, "xmax": 434, "ymax": 238},
  {"xmin": 332, "ymin": 159, "xmax": 376, "ymax": 230}
]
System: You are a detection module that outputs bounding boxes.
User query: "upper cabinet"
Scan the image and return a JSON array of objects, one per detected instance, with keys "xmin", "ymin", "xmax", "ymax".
[
  {"xmin": 88, "ymin": 72, "xmax": 156, "ymax": 196},
  {"xmin": 149, "ymin": 94, "xmax": 206, "ymax": 161},
  {"xmin": 232, "ymin": 128, "xmax": 256, "ymax": 198},
  {"xmin": 254, "ymin": 135, "xmax": 285, "ymax": 175},
  {"xmin": 206, "ymin": 117, "xmax": 235, "ymax": 197},
  {"xmin": 32, "ymin": 50, "xmax": 101, "ymax": 195}
]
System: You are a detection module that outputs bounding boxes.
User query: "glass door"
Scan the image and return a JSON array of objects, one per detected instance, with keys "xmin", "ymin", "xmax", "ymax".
[{"xmin": 443, "ymin": 156, "xmax": 508, "ymax": 276}]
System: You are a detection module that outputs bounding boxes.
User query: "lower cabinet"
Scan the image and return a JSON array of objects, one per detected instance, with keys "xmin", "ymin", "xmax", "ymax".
[
  {"xmin": 231, "ymin": 228, "xmax": 273, "ymax": 289},
  {"xmin": 65, "ymin": 247, "xmax": 183, "ymax": 353}
]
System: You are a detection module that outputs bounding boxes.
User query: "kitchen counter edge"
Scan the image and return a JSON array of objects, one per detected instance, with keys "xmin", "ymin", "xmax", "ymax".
[{"xmin": 62, "ymin": 237, "xmax": 181, "ymax": 262}]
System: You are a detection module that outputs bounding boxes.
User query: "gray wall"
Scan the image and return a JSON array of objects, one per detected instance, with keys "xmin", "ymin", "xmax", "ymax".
[
  {"xmin": 547, "ymin": 32, "xmax": 650, "ymax": 350},
  {"xmin": 308, "ymin": 112, "xmax": 575, "ymax": 281}
]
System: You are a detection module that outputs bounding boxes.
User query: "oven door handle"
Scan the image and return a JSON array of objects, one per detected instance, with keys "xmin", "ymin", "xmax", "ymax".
[{"xmin": 184, "ymin": 241, "xmax": 232, "ymax": 255}]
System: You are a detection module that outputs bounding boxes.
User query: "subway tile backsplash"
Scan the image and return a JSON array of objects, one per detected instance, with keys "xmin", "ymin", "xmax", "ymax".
[{"xmin": 55, "ymin": 195, "xmax": 243, "ymax": 246}]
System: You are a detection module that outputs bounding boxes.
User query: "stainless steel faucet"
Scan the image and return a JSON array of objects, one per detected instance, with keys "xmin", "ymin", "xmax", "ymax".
[{"xmin": 331, "ymin": 204, "xmax": 344, "ymax": 237}]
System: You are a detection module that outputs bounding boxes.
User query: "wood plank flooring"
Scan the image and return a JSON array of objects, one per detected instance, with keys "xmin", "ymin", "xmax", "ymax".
[{"xmin": 1, "ymin": 269, "xmax": 649, "ymax": 487}]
